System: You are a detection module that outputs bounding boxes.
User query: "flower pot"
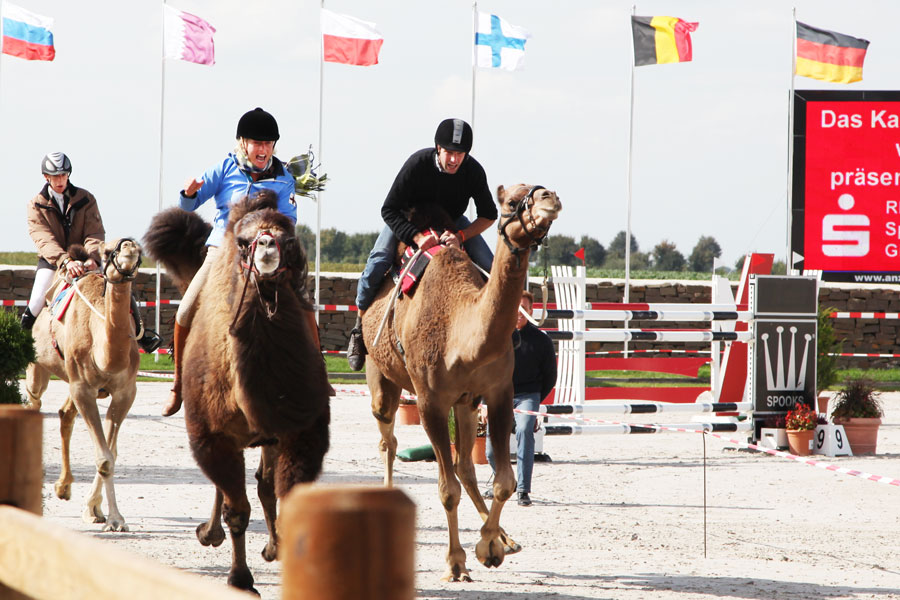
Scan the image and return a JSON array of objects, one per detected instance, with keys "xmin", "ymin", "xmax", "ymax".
[
  {"xmin": 833, "ymin": 417, "xmax": 881, "ymax": 455},
  {"xmin": 472, "ymin": 436, "xmax": 488, "ymax": 465},
  {"xmin": 817, "ymin": 393, "xmax": 830, "ymax": 417},
  {"xmin": 396, "ymin": 403, "xmax": 419, "ymax": 426},
  {"xmin": 786, "ymin": 429, "xmax": 815, "ymax": 456}
]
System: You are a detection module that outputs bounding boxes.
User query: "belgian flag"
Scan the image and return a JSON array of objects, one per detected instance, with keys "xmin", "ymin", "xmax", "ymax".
[
  {"xmin": 631, "ymin": 16, "xmax": 698, "ymax": 67},
  {"xmin": 796, "ymin": 22, "xmax": 869, "ymax": 84}
]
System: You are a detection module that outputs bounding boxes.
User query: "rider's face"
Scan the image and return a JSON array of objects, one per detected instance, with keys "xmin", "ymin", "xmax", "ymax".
[
  {"xmin": 44, "ymin": 173, "xmax": 69, "ymax": 194},
  {"xmin": 243, "ymin": 139, "xmax": 276, "ymax": 170},
  {"xmin": 437, "ymin": 146, "xmax": 466, "ymax": 174},
  {"xmin": 516, "ymin": 296, "xmax": 533, "ymax": 330}
]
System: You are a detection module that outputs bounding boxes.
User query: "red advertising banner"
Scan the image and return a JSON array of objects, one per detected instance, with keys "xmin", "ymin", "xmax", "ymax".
[{"xmin": 792, "ymin": 90, "xmax": 900, "ymax": 283}]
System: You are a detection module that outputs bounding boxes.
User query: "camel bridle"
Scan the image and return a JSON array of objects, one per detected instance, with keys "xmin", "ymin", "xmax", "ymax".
[
  {"xmin": 103, "ymin": 237, "xmax": 142, "ymax": 284},
  {"xmin": 497, "ymin": 185, "xmax": 553, "ymax": 264},
  {"xmin": 232, "ymin": 229, "xmax": 292, "ymax": 331}
]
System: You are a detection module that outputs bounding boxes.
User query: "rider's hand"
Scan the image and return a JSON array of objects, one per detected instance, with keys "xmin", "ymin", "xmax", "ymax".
[
  {"xmin": 83, "ymin": 258, "xmax": 98, "ymax": 272},
  {"xmin": 183, "ymin": 177, "xmax": 203, "ymax": 197},
  {"xmin": 413, "ymin": 230, "xmax": 440, "ymax": 251},
  {"xmin": 66, "ymin": 259, "xmax": 85, "ymax": 278},
  {"xmin": 440, "ymin": 230, "xmax": 462, "ymax": 248}
]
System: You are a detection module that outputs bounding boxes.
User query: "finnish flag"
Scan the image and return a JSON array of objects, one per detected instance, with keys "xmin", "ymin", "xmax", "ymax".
[{"xmin": 475, "ymin": 12, "xmax": 531, "ymax": 71}]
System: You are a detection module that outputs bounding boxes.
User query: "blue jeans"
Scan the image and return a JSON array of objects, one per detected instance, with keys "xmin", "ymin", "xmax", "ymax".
[
  {"xmin": 485, "ymin": 392, "xmax": 541, "ymax": 494},
  {"xmin": 354, "ymin": 215, "xmax": 494, "ymax": 311}
]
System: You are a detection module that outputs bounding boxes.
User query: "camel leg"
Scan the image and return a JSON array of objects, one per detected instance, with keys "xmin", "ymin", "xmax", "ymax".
[
  {"xmin": 94, "ymin": 385, "xmax": 136, "ymax": 532},
  {"xmin": 24, "ymin": 362, "xmax": 50, "ymax": 411},
  {"xmin": 367, "ymin": 365, "xmax": 402, "ymax": 487},
  {"xmin": 68, "ymin": 382, "xmax": 127, "ymax": 530},
  {"xmin": 420, "ymin": 398, "xmax": 470, "ymax": 582},
  {"xmin": 191, "ymin": 432, "xmax": 255, "ymax": 593},
  {"xmin": 455, "ymin": 399, "xmax": 522, "ymax": 556},
  {"xmin": 196, "ymin": 488, "xmax": 226, "ymax": 548},
  {"xmin": 55, "ymin": 396, "xmax": 77, "ymax": 500},
  {"xmin": 474, "ymin": 391, "xmax": 518, "ymax": 568},
  {"xmin": 256, "ymin": 446, "xmax": 278, "ymax": 562}
]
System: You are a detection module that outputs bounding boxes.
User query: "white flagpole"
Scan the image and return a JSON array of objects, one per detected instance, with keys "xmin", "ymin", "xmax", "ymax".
[
  {"xmin": 624, "ymin": 6, "xmax": 636, "ymax": 305},
  {"xmin": 154, "ymin": 0, "xmax": 168, "ymax": 362},
  {"xmin": 315, "ymin": 0, "xmax": 325, "ymax": 321},
  {"xmin": 786, "ymin": 7, "xmax": 797, "ymax": 273},
  {"xmin": 469, "ymin": 1, "xmax": 477, "ymax": 223}
]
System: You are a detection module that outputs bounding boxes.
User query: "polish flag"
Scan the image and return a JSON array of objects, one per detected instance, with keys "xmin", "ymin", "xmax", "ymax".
[
  {"xmin": 321, "ymin": 9, "xmax": 382, "ymax": 67},
  {"xmin": 163, "ymin": 4, "xmax": 215, "ymax": 66}
]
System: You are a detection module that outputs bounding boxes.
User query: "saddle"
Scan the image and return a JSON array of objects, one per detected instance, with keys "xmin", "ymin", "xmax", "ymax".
[
  {"xmin": 394, "ymin": 229, "xmax": 450, "ymax": 295},
  {"xmin": 49, "ymin": 282, "xmax": 76, "ymax": 321}
]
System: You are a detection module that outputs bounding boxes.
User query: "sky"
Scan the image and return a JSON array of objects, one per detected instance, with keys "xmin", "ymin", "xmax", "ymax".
[{"xmin": 0, "ymin": 0, "xmax": 895, "ymax": 269}]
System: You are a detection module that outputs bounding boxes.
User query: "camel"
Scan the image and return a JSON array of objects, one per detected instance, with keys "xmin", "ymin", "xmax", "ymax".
[
  {"xmin": 143, "ymin": 191, "xmax": 331, "ymax": 593},
  {"xmin": 362, "ymin": 183, "xmax": 562, "ymax": 581},
  {"xmin": 25, "ymin": 239, "xmax": 143, "ymax": 532}
]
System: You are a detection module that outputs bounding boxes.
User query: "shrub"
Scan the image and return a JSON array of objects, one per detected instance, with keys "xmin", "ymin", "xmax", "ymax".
[
  {"xmin": 832, "ymin": 377, "xmax": 884, "ymax": 419},
  {"xmin": 0, "ymin": 309, "xmax": 35, "ymax": 404}
]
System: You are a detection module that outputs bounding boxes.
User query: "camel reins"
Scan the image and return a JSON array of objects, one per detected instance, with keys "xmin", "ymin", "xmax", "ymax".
[{"xmin": 497, "ymin": 185, "xmax": 552, "ymax": 267}]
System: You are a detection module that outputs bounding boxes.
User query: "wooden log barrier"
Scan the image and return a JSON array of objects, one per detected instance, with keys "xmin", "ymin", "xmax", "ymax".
[
  {"xmin": 279, "ymin": 485, "xmax": 416, "ymax": 600},
  {"xmin": 0, "ymin": 406, "xmax": 42, "ymax": 515},
  {"xmin": 0, "ymin": 506, "xmax": 254, "ymax": 600}
]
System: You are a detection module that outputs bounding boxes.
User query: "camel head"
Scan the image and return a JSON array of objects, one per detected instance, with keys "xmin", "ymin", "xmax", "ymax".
[
  {"xmin": 496, "ymin": 184, "xmax": 562, "ymax": 254},
  {"xmin": 102, "ymin": 238, "xmax": 142, "ymax": 283},
  {"xmin": 231, "ymin": 190, "xmax": 305, "ymax": 282}
]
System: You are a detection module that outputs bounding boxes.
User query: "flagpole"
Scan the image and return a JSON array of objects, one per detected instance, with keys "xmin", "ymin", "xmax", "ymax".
[
  {"xmin": 469, "ymin": 1, "xmax": 477, "ymax": 224},
  {"xmin": 154, "ymin": 0, "xmax": 168, "ymax": 363},
  {"xmin": 624, "ymin": 6, "xmax": 637, "ymax": 358},
  {"xmin": 786, "ymin": 7, "xmax": 797, "ymax": 273},
  {"xmin": 315, "ymin": 0, "xmax": 325, "ymax": 321}
]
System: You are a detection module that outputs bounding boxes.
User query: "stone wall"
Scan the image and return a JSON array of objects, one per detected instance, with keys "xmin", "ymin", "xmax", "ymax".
[{"xmin": 3, "ymin": 266, "xmax": 897, "ymax": 369}]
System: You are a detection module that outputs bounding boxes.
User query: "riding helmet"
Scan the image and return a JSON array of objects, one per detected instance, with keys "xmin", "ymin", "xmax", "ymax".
[
  {"xmin": 236, "ymin": 107, "xmax": 280, "ymax": 142},
  {"xmin": 434, "ymin": 118, "xmax": 473, "ymax": 153},
  {"xmin": 41, "ymin": 152, "xmax": 72, "ymax": 176}
]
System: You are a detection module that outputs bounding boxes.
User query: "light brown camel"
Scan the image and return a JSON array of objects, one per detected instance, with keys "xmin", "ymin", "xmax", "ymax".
[
  {"xmin": 25, "ymin": 239, "xmax": 143, "ymax": 532},
  {"xmin": 143, "ymin": 191, "xmax": 331, "ymax": 593},
  {"xmin": 362, "ymin": 183, "xmax": 562, "ymax": 581}
]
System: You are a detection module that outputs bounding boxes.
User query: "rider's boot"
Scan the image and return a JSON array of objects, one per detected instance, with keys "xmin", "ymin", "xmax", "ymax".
[
  {"xmin": 20, "ymin": 307, "xmax": 36, "ymax": 331},
  {"xmin": 346, "ymin": 312, "xmax": 366, "ymax": 372},
  {"xmin": 162, "ymin": 322, "xmax": 189, "ymax": 417}
]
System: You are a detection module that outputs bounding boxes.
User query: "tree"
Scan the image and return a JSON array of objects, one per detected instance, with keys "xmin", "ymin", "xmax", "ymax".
[
  {"xmin": 651, "ymin": 240, "xmax": 685, "ymax": 271},
  {"xmin": 579, "ymin": 236, "xmax": 606, "ymax": 267},
  {"xmin": 0, "ymin": 309, "xmax": 34, "ymax": 404},
  {"xmin": 533, "ymin": 234, "xmax": 579, "ymax": 266},
  {"xmin": 608, "ymin": 231, "xmax": 638, "ymax": 259},
  {"xmin": 688, "ymin": 236, "xmax": 722, "ymax": 272}
]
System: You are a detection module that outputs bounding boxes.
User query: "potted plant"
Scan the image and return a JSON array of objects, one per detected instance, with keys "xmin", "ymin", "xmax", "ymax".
[
  {"xmin": 396, "ymin": 397, "xmax": 419, "ymax": 425},
  {"xmin": 759, "ymin": 414, "xmax": 787, "ymax": 450},
  {"xmin": 831, "ymin": 377, "xmax": 884, "ymax": 455},
  {"xmin": 784, "ymin": 403, "xmax": 817, "ymax": 456},
  {"xmin": 816, "ymin": 305, "xmax": 842, "ymax": 415}
]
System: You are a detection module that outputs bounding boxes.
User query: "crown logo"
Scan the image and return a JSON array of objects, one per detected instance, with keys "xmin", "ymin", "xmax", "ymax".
[{"xmin": 761, "ymin": 326, "xmax": 812, "ymax": 391}]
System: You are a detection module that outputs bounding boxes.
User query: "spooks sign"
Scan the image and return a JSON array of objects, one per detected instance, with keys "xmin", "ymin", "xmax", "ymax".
[
  {"xmin": 749, "ymin": 276, "xmax": 818, "ymax": 415},
  {"xmin": 791, "ymin": 90, "xmax": 900, "ymax": 283}
]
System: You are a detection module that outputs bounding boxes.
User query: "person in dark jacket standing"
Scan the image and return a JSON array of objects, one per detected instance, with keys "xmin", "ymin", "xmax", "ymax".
[
  {"xmin": 484, "ymin": 289, "xmax": 557, "ymax": 506},
  {"xmin": 345, "ymin": 118, "xmax": 498, "ymax": 371}
]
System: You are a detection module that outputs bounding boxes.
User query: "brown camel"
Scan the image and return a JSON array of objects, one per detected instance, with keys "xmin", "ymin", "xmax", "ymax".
[
  {"xmin": 362, "ymin": 183, "xmax": 562, "ymax": 581},
  {"xmin": 143, "ymin": 191, "xmax": 331, "ymax": 593},
  {"xmin": 25, "ymin": 239, "xmax": 143, "ymax": 532}
]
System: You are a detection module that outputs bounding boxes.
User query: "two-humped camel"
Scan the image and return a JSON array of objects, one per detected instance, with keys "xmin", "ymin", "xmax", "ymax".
[
  {"xmin": 362, "ymin": 183, "xmax": 562, "ymax": 581},
  {"xmin": 25, "ymin": 239, "xmax": 143, "ymax": 532}
]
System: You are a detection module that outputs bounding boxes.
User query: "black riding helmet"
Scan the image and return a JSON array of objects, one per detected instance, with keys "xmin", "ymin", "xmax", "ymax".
[
  {"xmin": 434, "ymin": 118, "xmax": 473, "ymax": 153},
  {"xmin": 236, "ymin": 107, "xmax": 280, "ymax": 142}
]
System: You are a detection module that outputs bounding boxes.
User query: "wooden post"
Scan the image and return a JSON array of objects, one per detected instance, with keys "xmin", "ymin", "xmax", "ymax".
[
  {"xmin": 279, "ymin": 485, "xmax": 416, "ymax": 600},
  {"xmin": 0, "ymin": 405, "xmax": 43, "ymax": 600}
]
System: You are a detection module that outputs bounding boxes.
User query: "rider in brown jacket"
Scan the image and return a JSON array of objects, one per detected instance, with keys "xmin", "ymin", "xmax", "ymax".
[{"xmin": 22, "ymin": 153, "xmax": 160, "ymax": 353}]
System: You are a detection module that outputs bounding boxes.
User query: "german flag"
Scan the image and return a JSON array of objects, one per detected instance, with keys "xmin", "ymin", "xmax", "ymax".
[
  {"xmin": 796, "ymin": 22, "xmax": 869, "ymax": 84},
  {"xmin": 631, "ymin": 16, "xmax": 698, "ymax": 67}
]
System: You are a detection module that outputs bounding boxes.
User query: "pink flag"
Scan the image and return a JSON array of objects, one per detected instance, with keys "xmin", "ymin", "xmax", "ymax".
[
  {"xmin": 163, "ymin": 4, "xmax": 215, "ymax": 66},
  {"xmin": 321, "ymin": 8, "xmax": 382, "ymax": 66}
]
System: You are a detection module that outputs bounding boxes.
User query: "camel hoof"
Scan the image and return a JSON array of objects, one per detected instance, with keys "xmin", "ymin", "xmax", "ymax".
[
  {"xmin": 196, "ymin": 521, "xmax": 226, "ymax": 547},
  {"xmin": 54, "ymin": 481, "xmax": 71, "ymax": 500},
  {"xmin": 440, "ymin": 568, "xmax": 473, "ymax": 583},
  {"xmin": 504, "ymin": 542, "xmax": 522, "ymax": 555},
  {"xmin": 83, "ymin": 506, "xmax": 106, "ymax": 524},
  {"xmin": 476, "ymin": 537, "xmax": 505, "ymax": 569},
  {"xmin": 103, "ymin": 520, "xmax": 129, "ymax": 533},
  {"xmin": 227, "ymin": 569, "xmax": 257, "ymax": 595},
  {"xmin": 261, "ymin": 541, "xmax": 278, "ymax": 562}
]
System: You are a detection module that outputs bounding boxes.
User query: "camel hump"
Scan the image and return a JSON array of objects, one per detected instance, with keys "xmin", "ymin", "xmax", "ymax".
[{"xmin": 143, "ymin": 208, "xmax": 211, "ymax": 290}]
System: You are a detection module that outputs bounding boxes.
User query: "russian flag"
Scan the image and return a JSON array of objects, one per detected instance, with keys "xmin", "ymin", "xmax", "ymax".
[
  {"xmin": 1, "ymin": 2, "xmax": 54, "ymax": 61},
  {"xmin": 321, "ymin": 9, "xmax": 382, "ymax": 67}
]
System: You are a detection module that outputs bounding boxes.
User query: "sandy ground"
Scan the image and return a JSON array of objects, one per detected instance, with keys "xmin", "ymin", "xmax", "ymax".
[{"xmin": 25, "ymin": 380, "xmax": 900, "ymax": 599}]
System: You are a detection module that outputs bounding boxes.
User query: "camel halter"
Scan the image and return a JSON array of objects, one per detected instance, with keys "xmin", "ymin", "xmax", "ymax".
[
  {"xmin": 497, "ymin": 185, "xmax": 552, "ymax": 267},
  {"xmin": 231, "ymin": 230, "xmax": 290, "ymax": 331},
  {"xmin": 103, "ymin": 238, "xmax": 142, "ymax": 283},
  {"xmin": 239, "ymin": 230, "xmax": 287, "ymax": 278}
]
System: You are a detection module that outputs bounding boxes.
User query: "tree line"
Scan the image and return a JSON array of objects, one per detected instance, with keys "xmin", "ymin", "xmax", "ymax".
[{"xmin": 297, "ymin": 225, "xmax": 749, "ymax": 273}]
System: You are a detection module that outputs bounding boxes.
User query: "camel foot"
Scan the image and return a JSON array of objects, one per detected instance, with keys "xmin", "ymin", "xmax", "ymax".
[
  {"xmin": 227, "ymin": 569, "xmax": 257, "ymax": 595},
  {"xmin": 499, "ymin": 530, "xmax": 522, "ymax": 554},
  {"xmin": 54, "ymin": 481, "xmax": 71, "ymax": 501},
  {"xmin": 261, "ymin": 540, "xmax": 278, "ymax": 562},
  {"xmin": 103, "ymin": 518, "xmax": 129, "ymax": 533},
  {"xmin": 475, "ymin": 536, "xmax": 506, "ymax": 569},
  {"xmin": 440, "ymin": 564, "xmax": 473, "ymax": 583},
  {"xmin": 196, "ymin": 521, "xmax": 226, "ymax": 547},
  {"xmin": 162, "ymin": 393, "xmax": 182, "ymax": 417},
  {"xmin": 83, "ymin": 505, "xmax": 106, "ymax": 524}
]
